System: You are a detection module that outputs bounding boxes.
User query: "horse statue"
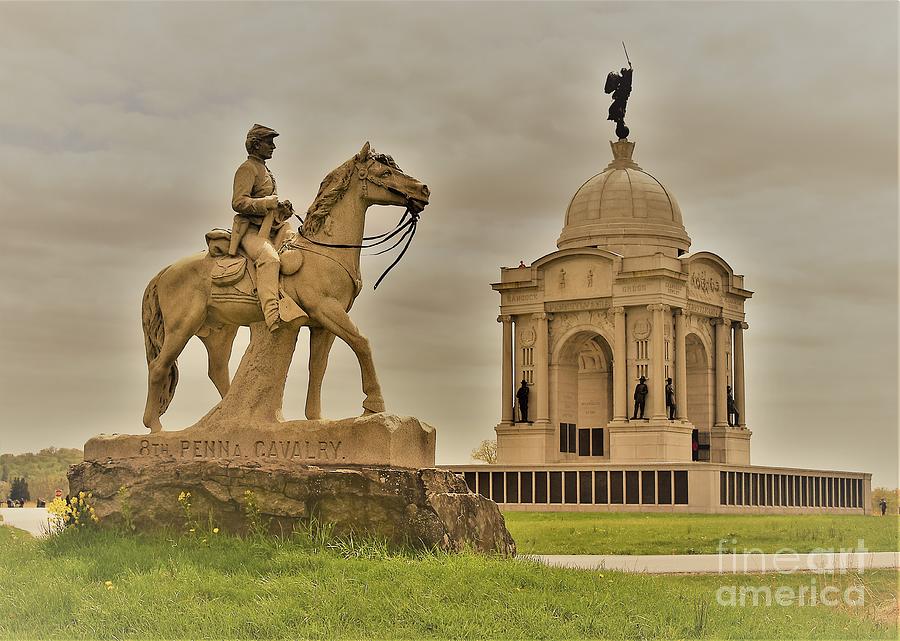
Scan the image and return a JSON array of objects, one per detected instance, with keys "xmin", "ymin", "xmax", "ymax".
[{"xmin": 141, "ymin": 142, "xmax": 430, "ymax": 432}]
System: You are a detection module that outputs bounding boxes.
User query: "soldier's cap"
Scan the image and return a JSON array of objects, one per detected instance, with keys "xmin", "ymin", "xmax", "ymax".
[
  {"xmin": 639, "ymin": 376, "xmax": 646, "ymax": 381},
  {"xmin": 247, "ymin": 124, "xmax": 279, "ymax": 142}
]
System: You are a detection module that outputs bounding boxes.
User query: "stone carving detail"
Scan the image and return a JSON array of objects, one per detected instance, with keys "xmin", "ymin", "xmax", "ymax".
[
  {"xmin": 549, "ymin": 309, "xmax": 613, "ymax": 352},
  {"xmin": 587, "ymin": 269, "xmax": 594, "ymax": 287},
  {"xmin": 633, "ymin": 318, "xmax": 651, "ymax": 339},
  {"xmin": 559, "ymin": 268, "xmax": 567, "ymax": 289},
  {"xmin": 688, "ymin": 264, "xmax": 726, "ymax": 306},
  {"xmin": 518, "ymin": 326, "xmax": 537, "ymax": 347},
  {"xmin": 691, "ymin": 270, "xmax": 722, "ymax": 294}
]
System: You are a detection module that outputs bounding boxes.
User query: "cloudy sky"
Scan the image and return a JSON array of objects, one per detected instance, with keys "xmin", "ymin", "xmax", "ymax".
[{"xmin": 0, "ymin": 2, "xmax": 896, "ymax": 486}]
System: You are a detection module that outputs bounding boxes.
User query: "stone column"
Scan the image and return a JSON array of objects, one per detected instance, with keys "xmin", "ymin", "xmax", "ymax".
[
  {"xmin": 674, "ymin": 309, "xmax": 688, "ymax": 420},
  {"xmin": 648, "ymin": 304, "xmax": 670, "ymax": 420},
  {"xmin": 712, "ymin": 317, "xmax": 729, "ymax": 427},
  {"xmin": 733, "ymin": 321, "xmax": 748, "ymax": 428},
  {"xmin": 533, "ymin": 312, "xmax": 551, "ymax": 424},
  {"xmin": 612, "ymin": 307, "xmax": 627, "ymax": 420},
  {"xmin": 498, "ymin": 315, "xmax": 514, "ymax": 424}
]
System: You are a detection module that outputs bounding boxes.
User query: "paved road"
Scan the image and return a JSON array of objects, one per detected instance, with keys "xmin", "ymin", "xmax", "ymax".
[
  {"xmin": 0, "ymin": 508, "xmax": 55, "ymax": 537},
  {"xmin": 526, "ymin": 552, "xmax": 900, "ymax": 574}
]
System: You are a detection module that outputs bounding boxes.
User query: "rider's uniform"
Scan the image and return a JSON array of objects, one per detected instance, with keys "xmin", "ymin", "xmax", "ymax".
[{"xmin": 231, "ymin": 154, "xmax": 291, "ymax": 330}]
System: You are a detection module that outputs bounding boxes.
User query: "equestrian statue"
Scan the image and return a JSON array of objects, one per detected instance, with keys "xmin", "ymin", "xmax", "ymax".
[{"xmin": 141, "ymin": 129, "xmax": 429, "ymax": 432}]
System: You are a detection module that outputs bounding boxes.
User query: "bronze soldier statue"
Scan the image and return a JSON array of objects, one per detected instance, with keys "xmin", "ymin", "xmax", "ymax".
[
  {"xmin": 727, "ymin": 385, "xmax": 740, "ymax": 427},
  {"xmin": 631, "ymin": 375, "xmax": 648, "ymax": 420},
  {"xmin": 665, "ymin": 377, "xmax": 676, "ymax": 420},
  {"xmin": 516, "ymin": 378, "xmax": 530, "ymax": 423},
  {"xmin": 230, "ymin": 124, "xmax": 294, "ymax": 332},
  {"xmin": 604, "ymin": 61, "xmax": 633, "ymax": 140}
]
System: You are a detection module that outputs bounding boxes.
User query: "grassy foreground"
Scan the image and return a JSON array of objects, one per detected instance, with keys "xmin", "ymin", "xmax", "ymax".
[
  {"xmin": 505, "ymin": 512, "xmax": 900, "ymax": 555},
  {"xmin": 0, "ymin": 525, "xmax": 897, "ymax": 640}
]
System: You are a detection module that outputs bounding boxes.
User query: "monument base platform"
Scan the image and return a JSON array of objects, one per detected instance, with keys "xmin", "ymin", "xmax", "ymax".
[
  {"xmin": 710, "ymin": 425, "xmax": 752, "ymax": 464},
  {"xmin": 607, "ymin": 419, "xmax": 694, "ymax": 462},
  {"xmin": 84, "ymin": 413, "xmax": 435, "ymax": 470},
  {"xmin": 68, "ymin": 458, "xmax": 516, "ymax": 555}
]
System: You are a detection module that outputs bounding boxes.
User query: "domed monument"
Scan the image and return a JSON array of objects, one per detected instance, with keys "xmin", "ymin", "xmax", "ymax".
[
  {"xmin": 493, "ymin": 136, "xmax": 752, "ymax": 468},
  {"xmin": 449, "ymin": 62, "xmax": 870, "ymax": 514}
]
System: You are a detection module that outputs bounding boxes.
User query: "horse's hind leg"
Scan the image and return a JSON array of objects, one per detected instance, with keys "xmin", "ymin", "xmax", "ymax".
[
  {"xmin": 306, "ymin": 327, "xmax": 337, "ymax": 420},
  {"xmin": 143, "ymin": 322, "xmax": 196, "ymax": 432},
  {"xmin": 200, "ymin": 325, "xmax": 240, "ymax": 398},
  {"xmin": 143, "ymin": 290, "xmax": 207, "ymax": 432}
]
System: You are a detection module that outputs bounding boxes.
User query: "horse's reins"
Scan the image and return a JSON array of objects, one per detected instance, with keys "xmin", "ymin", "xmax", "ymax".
[{"xmin": 292, "ymin": 206, "xmax": 420, "ymax": 290}]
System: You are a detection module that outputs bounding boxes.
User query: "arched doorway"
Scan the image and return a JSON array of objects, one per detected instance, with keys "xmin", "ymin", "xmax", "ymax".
[
  {"xmin": 551, "ymin": 330, "xmax": 614, "ymax": 458},
  {"xmin": 686, "ymin": 333, "xmax": 713, "ymax": 433}
]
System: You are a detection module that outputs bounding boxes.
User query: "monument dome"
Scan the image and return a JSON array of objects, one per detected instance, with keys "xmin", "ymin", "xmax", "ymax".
[{"xmin": 557, "ymin": 139, "xmax": 691, "ymax": 257}]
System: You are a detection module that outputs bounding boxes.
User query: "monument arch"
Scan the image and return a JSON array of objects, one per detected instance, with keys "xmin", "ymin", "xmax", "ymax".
[{"xmin": 550, "ymin": 327, "xmax": 615, "ymax": 461}]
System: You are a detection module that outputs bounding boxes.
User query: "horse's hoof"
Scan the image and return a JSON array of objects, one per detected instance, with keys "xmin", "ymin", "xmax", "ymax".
[
  {"xmin": 361, "ymin": 396, "xmax": 385, "ymax": 414},
  {"xmin": 145, "ymin": 420, "xmax": 163, "ymax": 433}
]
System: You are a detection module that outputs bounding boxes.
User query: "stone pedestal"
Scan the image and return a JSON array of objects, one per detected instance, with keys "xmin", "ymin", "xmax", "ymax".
[
  {"xmin": 68, "ymin": 458, "xmax": 515, "ymax": 555},
  {"xmin": 709, "ymin": 426, "xmax": 752, "ymax": 464},
  {"xmin": 606, "ymin": 420, "xmax": 694, "ymax": 462},
  {"xmin": 495, "ymin": 422, "xmax": 555, "ymax": 465},
  {"xmin": 85, "ymin": 413, "xmax": 435, "ymax": 470}
]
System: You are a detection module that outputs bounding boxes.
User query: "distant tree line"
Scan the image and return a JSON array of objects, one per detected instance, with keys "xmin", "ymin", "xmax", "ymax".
[{"xmin": 0, "ymin": 447, "xmax": 82, "ymax": 504}]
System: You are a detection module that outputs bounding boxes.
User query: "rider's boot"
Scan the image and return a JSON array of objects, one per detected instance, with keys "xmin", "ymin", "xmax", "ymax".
[{"xmin": 256, "ymin": 261, "xmax": 282, "ymax": 332}]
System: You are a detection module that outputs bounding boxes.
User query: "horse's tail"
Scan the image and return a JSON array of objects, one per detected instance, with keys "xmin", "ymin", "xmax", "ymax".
[{"xmin": 142, "ymin": 268, "xmax": 179, "ymax": 416}]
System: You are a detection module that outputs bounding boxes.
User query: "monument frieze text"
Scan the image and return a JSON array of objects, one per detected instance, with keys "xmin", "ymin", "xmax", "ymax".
[
  {"xmin": 138, "ymin": 438, "xmax": 346, "ymax": 461},
  {"xmin": 689, "ymin": 270, "xmax": 721, "ymax": 294},
  {"xmin": 686, "ymin": 301, "xmax": 720, "ymax": 317},
  {"xmin": 545, "ymin": 298, "xmax": 611, "ymax": 312}
]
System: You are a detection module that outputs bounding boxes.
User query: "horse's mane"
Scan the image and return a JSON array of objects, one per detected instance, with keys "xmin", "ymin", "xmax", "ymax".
[
  {"xmin": 304, "ymin": 157, "xmax": 356, "ymax": 236},
  {"xmin": 303, "ymin": 150, "xmax": 403, "ymax": 236}
]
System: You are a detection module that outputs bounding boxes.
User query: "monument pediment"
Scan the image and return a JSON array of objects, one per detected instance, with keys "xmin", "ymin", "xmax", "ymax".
[
  {"xmin": 683, "ymin": 253, "xmax": 735, "ymax": 306},
  {"xmin": 532, "ymin": 250, "xmax": 616, "ymax": 301}
]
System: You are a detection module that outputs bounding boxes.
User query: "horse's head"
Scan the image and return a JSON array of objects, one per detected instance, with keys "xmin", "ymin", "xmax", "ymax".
[{"xmin": 353, "ymin": 142, "xmax": 430, "ymax": 214}]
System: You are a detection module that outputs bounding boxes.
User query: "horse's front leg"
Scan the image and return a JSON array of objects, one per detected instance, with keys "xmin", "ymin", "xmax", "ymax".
[
  {"xmin": 306, "ymin": 327, "xmax": 337, "ymax": 420},
  {"xmin": 307, "ymin": 298, "xmax": 385, "ymax": 414}
]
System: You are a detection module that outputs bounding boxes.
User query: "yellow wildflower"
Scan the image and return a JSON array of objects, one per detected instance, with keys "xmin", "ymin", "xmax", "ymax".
[{"xmin": 213, "ymin": 528, "xmax": 219, "ymax": 534}]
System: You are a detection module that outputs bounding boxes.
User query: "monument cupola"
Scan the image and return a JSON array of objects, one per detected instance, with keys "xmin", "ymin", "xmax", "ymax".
[{"xmin": 557, "ymin": 140, "xmax": 691, "ymax": 258}]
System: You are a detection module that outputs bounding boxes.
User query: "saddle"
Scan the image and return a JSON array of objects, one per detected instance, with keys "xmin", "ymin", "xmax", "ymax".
[{"xmin": 203, "ymin": 228, "xmax": 306, "ymax": 322}]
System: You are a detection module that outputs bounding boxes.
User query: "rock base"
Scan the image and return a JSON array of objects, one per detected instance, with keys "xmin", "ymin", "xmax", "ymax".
[{"xmin": 68, "ymin": 458, "xmax": 515, "ymax": 555}]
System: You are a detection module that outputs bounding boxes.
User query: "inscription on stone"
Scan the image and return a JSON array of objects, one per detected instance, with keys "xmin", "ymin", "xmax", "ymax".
[
  {"xmin": 686, "ymin": 301, "xmax": 720, "ymax": 317},
  {"xmin": 621, "ymin": 284, "xmax": 647, "ymax": 294},
  {"xmin": 546, "ymin": 298, "xmax": 611, "ymax": 313},
  {"xmin": 138, "ymin": 439, "xmax": 346, "ymax": 461},
  {"xmin": 689, "ymin": 270, "xmax": 721, "ymax": 294},
  {"xmin": 504, "ymin": 293, "xmax": 538, "ymax": 304}
]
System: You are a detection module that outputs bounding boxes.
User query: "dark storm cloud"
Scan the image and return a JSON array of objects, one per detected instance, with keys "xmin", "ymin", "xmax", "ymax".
[{"xmin": 0, "ymin": 2, "xmax": 896, "ymax": 485}]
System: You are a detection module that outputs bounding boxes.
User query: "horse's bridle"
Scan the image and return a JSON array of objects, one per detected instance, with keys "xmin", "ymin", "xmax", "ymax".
[{"xmin": 292, "ymin": 158, "xmax": 423, "ymax": 290}]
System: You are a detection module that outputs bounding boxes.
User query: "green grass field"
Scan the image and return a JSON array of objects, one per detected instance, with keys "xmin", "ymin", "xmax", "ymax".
[
  {"xmin": 0, "ymin": 525, "xmax": 897, "ymax": 640},
  {"xmin": 505, "ymin": 512, "xmax": 900, "ymax": 555}
]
